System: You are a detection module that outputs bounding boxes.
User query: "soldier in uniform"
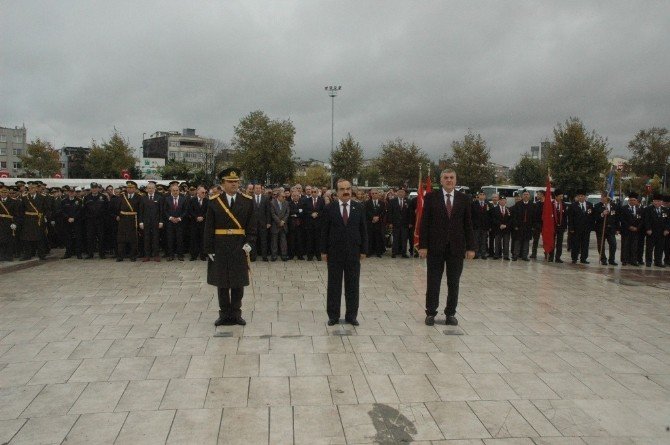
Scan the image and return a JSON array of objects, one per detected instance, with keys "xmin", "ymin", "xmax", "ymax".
[
  {"xmin": 60, "ymin": 185, "xmax": 83, "ymax": 259},
  {"xmin": 115, "ymin": 181, "xmax": 142, "ymax": 262},
  {"xmin": 644, "ymin": 193, "xmax": 669, "ymax": 267},
  {"xmin": 83, "ymin": 183, "xmax": 108, "ymax": 259},
  {"xmin": 19, "ymin": 181, "xmax": 49, "ymax": 260},
  {"xmin": 620, "ymin": 192, "xmax": 642, "ymax": 266},
  {"xmin": 594, "ymin": 193, "xmax": 620, "ymax": 265},
  {"xmin": 204, "ymin": 167, "xmax": 257, "ymax": 326},
  {"xmin": 0, "ymin": 184, "xmax": 20, "ymax": 261}
]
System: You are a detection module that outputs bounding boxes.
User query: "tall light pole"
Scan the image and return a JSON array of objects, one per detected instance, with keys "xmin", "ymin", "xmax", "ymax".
[{"xmin": 325, "ymin": 85, "xmax": 341, "ymax": 190}]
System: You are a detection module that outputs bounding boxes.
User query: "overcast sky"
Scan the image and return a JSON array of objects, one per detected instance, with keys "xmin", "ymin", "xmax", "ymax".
[{"xmin": 2, "ymin": 1, "xmax": 669, "ymax": 166}]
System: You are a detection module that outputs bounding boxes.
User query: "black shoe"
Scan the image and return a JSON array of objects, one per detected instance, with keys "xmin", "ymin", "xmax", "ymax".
[
  {"xmin": 555, "ymin": 259, "xmax": 563, "ymax": 263},
  {"xmin": 493, "ymin": 256, "xmax": 500, "ymax": 260},
  {"xmin": 166, "ymin": 256, "xmax": 174, "ymax": 261},
  {"xmin": 401, "ymin": 254, "xmax": 409, "ymax": 258},
  {"xmin": 85, "ymin": 255, "xmax": 94, "ymax": 259},
  {"xmin": 99, "ymin": 255, "xmax": 106, "ymax": 260},
  {"xmin": 327, "ymin": 319, "xmax": 338, "ymax": 326},
  {"xmin": 580, "ymin": 260, "xmax": 589, "ymax": 264},
  {"xmin": 601, "ymin": 260, "xmax": 608, "ymax": 266},
  {"xmin": 77, "ymin": 255, "xmax": 83, "ymax": 259},
  {"xmin": 529, "ymin": 255, "xmax": 537, "ymax": 259},
  {"xmin": 297, "ymin": 256, "xmax": 304, "ymax": 260},
  {"xmin": 521, "ymin": 257, "xmax": 529, "ymax": 261},
  {"xmin": 512, "ymin": 258, "xmax": 518, "ymax": 261},
  {"xmin": 130, "ymin": 258, "xmax": 136, "ymax": 262},
  {"xmin": 177, "ymin": 256, "xmax": 184, "ymax": 261},
  {"xmin": 504, "ymin": 257, "xmax": 510, "ymax": 261},
  {"xmin": 655, "ymin": 263, "xmax": 665, "ymax": 268},
  {"xmin": 346, "ymin": 319, "xmax": 359, "ymax": 326},
  {"xmin": 306, "ymin": 257, "xmax": 313, "ymax": 261},
  {"xmin": 413, "ymin": 253, "xmax": 419, "ymax": 258},
  {"xmin": 631, "ymin": 262, "xmax": 639, "ymax": 267},
  {"xmin": 646, "ymin": 263, "xmax": 652, "ymax": 267},
  {"xmin": 190, "ymin": 257, "xmax": 197, "ymax": 261},
  {"xmin": 271, "ymin": 257, "xmax": 277, "ymax": 262},
  {"xmin": 263, "ymin": 257, "xmax": 269, "ymax": 262},
  {"xmin": 281, "ymin": 256, "xmax": 288, "ymax": 261},
  {"xmin": 316, "ymin": 257, "xmax": 322, "ymax": 261},
  {"xmin": 215, "ymin": 317, "xmax": 235, "ymax": 326},
  {"xmin": 391, "ymin": 254, "xmax": 396, "ymax": 258},
  {"xmin": 609, "ymin": 261, "xmax": 618, "ymax": 266},
  {"xmin": 61, "ymin": 254, "xmax": 72, "ymax": 259},
  {"xmin": 445, "ymin": 315, "xmax": 459, "ymax": 326},
  {"xmin": 234, "ymin": 317, "xmax": 246, "ymax": 326},
  {"xmin": 116, "ymin": 258, "xmax": 123, "ymax": 262},
  {"xmin": 425, "ymin": 315, "xmax": 435, "ymax": 326},
  {"xmin": 39, "ymin": 256, "xmax": 47, "ymax": 261}
]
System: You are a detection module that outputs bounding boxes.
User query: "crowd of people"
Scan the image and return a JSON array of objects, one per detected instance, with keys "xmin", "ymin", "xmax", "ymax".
[{"xmin": 0, "ymin": 178, "xmax": 668, "ymax": 269}]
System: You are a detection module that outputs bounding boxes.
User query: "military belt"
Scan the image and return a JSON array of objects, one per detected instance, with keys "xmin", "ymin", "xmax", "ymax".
[
  {"xmin": 0, "ymin": 214, "xmax": 13, "ymax": 219},
  {"xmin": 120, "ymin": 211, "xmax": 137, "ymax": 215},
  {"xmin": 215, "ymin": 229, "xmax": 245, "ymax": 235},
  {"xmin": 25, "ymin": 212, "xmax": 41, "ymax": 216}
]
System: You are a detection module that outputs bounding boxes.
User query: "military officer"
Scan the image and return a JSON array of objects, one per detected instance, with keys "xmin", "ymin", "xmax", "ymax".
[
  {"xmin": 20, "ymin": 181, "xmax": 49, "ymax": 260},
  {"xmin": 60, "ymin": 185, "xmax": 83, "ymax": 259},
  {"xmin": 0, "ymin": 184, "xmax": 20, "ymax": 261},
  {"xmin": 83, "ymin": 182, "xmax": 108, "ymax": 259},
  {"xmin": 115, "ymin": 180, "xmax": 142, "ymax": 262},
  {"xmin": 204, "ymin": 168, "xmax": 257, "ymax": 326}
]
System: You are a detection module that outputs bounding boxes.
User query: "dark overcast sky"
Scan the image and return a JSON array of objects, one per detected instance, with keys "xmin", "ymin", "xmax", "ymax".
[{"xmin": 2, "ymin": 1, "xmax": 669, "ymax": 166}]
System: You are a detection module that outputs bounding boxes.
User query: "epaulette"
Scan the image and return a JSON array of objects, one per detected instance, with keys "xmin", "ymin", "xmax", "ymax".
[
  {"xmin": 209, "ymin": 194, "xmax": 220, "ymax": 200},
  {"xmin": 239, "ymin": 192, "xmax": 252, "ymax": 199}
]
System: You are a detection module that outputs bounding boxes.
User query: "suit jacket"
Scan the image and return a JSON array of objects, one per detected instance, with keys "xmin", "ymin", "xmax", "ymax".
[
  {"xmin": 139, "ymin": 194, "xmax": 163, "ymax": 226},
  {"xmin": 302, "ymin": 195, "xmax": 325, "ymax": 227},
  {"xmin": 553, "ymin": 200, "xmax": 567, "ymax": 231},
  {"xmin": 389, "ymin": 197, "xmax": 411, "ymax": 227},
  {"xmin": 251, "ymin": 194, "xmax": 271, "ymax": 227},
  {"xmin": 644, "ymin": 205, "xmax": 669, "ymax": 235},
  {"xmin": 593, "ymin": 202, "xmax": 620, "ymax": 231},
  {"xmin": 270, "ymin": 199, "xmax": 289, "ymax": 233},
  {"xmin": 567, "ymin": 201, "xmax": 594, "ymax": 233},
  {"xmin": 471, "ymin": 200, "xmax": 492, "ymax": 230},
  {"xmin": 511, "ymin": 201, "xmax": 534, "ymax": 232},
  {"xmin": 320, "ymin": 199, "xmax": 368, "ymax": 261},
  {"xmin": 288, "ymin": 199, "xmax": 304, "ymax": 228},
  {"xmin": 162, "ymin": 194, "xmax": 188, "ymax": 224},
  {"xmin": 418, "ymin": 189, "xmax": 475, "ymax": 257},
  {"xmin": 619, "ymin": 205, "xmax": 643, "ymax": 233},
  {"xmin": 364, "ymin": 199, "xmax": 387, "ymax": 230},
  {"xmin": 489, "ymin": 204, "xmax": 512, "ymax": 234},
  {"xmin": 188, "ymin": 196, "xmax": 208, "ymax": 222}
]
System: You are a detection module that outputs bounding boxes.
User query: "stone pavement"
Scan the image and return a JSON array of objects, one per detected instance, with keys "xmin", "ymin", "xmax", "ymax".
[{"xmin": 0, "ymin": 248, "xmax": 669, "ymax": 444}]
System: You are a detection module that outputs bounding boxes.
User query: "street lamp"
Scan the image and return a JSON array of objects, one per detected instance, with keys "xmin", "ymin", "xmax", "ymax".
[{"xmin": 325, "ymin": 85, "xmax": 341, "ymax": 190}]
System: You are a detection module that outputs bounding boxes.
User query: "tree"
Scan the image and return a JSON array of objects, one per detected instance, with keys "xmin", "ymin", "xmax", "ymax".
[
  {"xmin": 158, "ymin": 159, "xmax": 192, "ymax": 180},
  {"xmin": 358, "ymin": 164, "xmax": 382, "ymax": 187},
  {"xmin": 330, "ymin": 133, "xmax": 364, "ymax": 183},
  {"xmin": 546, "ymin": 117, "xmax": 610, "ymax": 196},
  {"xmin": 19, "ymin": 139, "xmax": 61, "ymax": 177},
  {"xmin": 67, "ymin": 150, "xmax": 91, "ymax": 179},
  {"xmin": 375, "ymin": 138, "xmax": 431, "ymax": 188},
  {"xmin": 128, "ymin": 165, "xmax": 144, "ymax": 180},
  {"xmin": 302, "ymin": 165, "xmax": 331, "ymax": 188},
  {"xmin": 442, "ymin": 130, "xmax": 495, "ymax": 191},
  {"xmin": 627, "ymin": 127, "xmax": 670, "ymax": 181},
  {"xmin": 232, "ymin": 110, "xmax": 296, "ymax": 185},
  {"xmin": 511, "ymin": 154, "xmax": 546, "ymax": 186},
  {"xmin": 85, "ymin": 132, "xmax": 137, "ymax": 179}
]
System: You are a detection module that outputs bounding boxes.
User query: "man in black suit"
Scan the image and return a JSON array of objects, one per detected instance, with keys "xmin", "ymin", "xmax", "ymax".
[
  {"xmin": 644, "ymin": 193, "xmax": 669, "ymax": 267},
  {"xmin": 288, "ymin": 189, "xmax": 305, "ymax": 260},
  {"xmin": 389, "ymin": 188, "xmax": 411, "ymax": 258},
  {"xmin": 511, "ymin": 190, "xmax": 533, "ymax": 261},
  {"xmin": 162, "ymin": 183, "xmax": 188, "ymax": 261},
  {"xmin": 489, "ymin": 195, "xmax": 511, "ymax": 260},
  {"xmin": 530, "ymin": 191, "xmax": 545, "ymax": 259},
  {"xmin": 251, "ymin": 184, "xmax": 271, "ymax": 261},
  {"xmin": 364, "ymin": 189, "xmax": 386, "ymax": 257},
  {"xmin": 471, "ymin": 190, "xmax": 491, "ymax": 259},
  {"xmin": 418, "ymin": 169, "xmax": 475, "ymax": 326},
  {"xmin": 321, "ymin": 179, "xmax": 368, "ymax": 326},
  {"xmin": 188, "ymin": 186, "xmax": 208, "ymax": 261},
  {"xmin": 620, "ymin": 192, "xmax": 642, "ymax": 266},
  {"xmin": 303, "ymin": 187, "xmax": 325, "ymax": 260},
  {"xmin": 548, "ymin": 190, "xmax": 567, "ymax": 263},
  {"xmin": 139, "ymin": 181, "xmax": 163, "ymax": 262},
  {"xmin": 593, "ymin": 193, "xmax": 620, "ymax": 265},
  {"xmin": 567, "ymin": 190, "xmax": 594, "ymax": 264}
]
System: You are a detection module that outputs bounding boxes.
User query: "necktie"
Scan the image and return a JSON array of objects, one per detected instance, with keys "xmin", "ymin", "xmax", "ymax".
[
  {"xmin": 199, "ymin": 198, "xmax": 202, "ymax": 206},
  {"xmin": 257, "ymin": 195, "xmax": 260, "ymax": 205},
  {"xmin": 582, "ymin": 203, "xmax": 586, "ymax": 212},
  {"xmin": 149, "ymin": 195, "xmax": 153, "ymax": 201},
  {"xmin": 173, "ymin": 197, "xmax": 178, "ymax": 210},
  {"xmin": 399, "ymin": 199, "xmax": 403, "ymax": 208},
  {"xmin": 230, "ymin": 196, "xmax": 235, "ymax": 207},
  {"xmin": 313, "ymin": 198, "xmax": 316, "ymax": 207},
  {"xmin": 445, "ymin": 194, "xmax": 452, "ymax": 217},
  {"xmin": 342, "ymin": 202, "xmax": 349, "ymax": 225},
  {"xmin": 632, "ymin": 206, "xmax": 635, "ymax": 216}
]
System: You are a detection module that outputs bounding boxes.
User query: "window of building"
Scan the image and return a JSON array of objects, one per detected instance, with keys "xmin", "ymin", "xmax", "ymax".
[
  {"xmin": 0, "ymin": 148, "xmax": 5, "ymax": 155},
  {"xmin": 12, "ymin": 149, "xmax": 23, "ymax": 156},
  {"xmin": 13, "ymin": 135, "xmax": 22, "ymax": 144},
  {"xmin": 13, "ymin": 162, "xmax": 22, "ymax": 169},
  {"xmin": 0, "ymin": 161, "xmax": 6, "ymax": 168},
  {"xmin": 0, "ymin": 135, "xmax": 6, "ymax": 142},
  {"xmin": 169, "ymin": 152, "xmax": 176, "ymax": 160}
]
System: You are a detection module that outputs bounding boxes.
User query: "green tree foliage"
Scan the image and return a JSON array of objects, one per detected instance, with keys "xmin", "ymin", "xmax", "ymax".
[
  {"xmin": 375, "ymin": 138, "xmax": 431, "ymax": 188},
  {"xmin": 442, "ymin": 131, "xmax": 496, "ymax": 191},
  {"xmin": 511, "ymin": 154, "xmax": 546, "ymax": 186},
  {"xmin": 128, "ymin": 165, "xmax": 144, "ymax": 180},
  {"xmin": 302, "ymin": 165, "xmax": 331, "ymax": 188},
  {"xmin": 627, "ymin": 127, "xmax": 670, "ymax": 179},
  {"xmin": 85, "ymin": 132, "xmax": 137, "ymax": 179},
  {"xmin": 358, "ymin": 164, "xmax": 382, "ymax": 187},
  {"xmin": 158, "ymin": 159, "xmax": 192, "ymax": 180},
  {"xmin": 546, "ymin": 117, "xmax": 610, "ymax": 196},
  {"xmin": 19, "ymin": 139, "xmax": 61, "ymax": 177},
  {"xmin": 232, "ymin": 110, "xmax": 296, "ymax": 185},
  {"xmin": 67, "ymin": 150, "xmax": 91, "ymax": 179},
  {"xmin": 330, "ymin": 133, "xmax": 363, "ymax": 182}
]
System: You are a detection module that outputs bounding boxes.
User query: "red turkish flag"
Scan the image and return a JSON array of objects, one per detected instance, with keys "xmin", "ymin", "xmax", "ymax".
[
  {"xmin": 0, "ymin": 170, "xmax": 9, "ymax": 178},
  {"xmin": 541, "ymin": 175, "xmax": 555, "ymax": 254},
  {"xmin": 121, "ymin": 170, "xmax": 131, "ymax": 179}
]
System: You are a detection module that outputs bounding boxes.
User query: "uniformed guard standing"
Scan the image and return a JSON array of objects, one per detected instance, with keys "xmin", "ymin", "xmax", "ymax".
[
  {"xmin": 0, "ymin": 184, "xmax": 20, "ymax": 261},
  {"xmin": 19, "ymin": 181, "xmax": 49, "ymax": 260},
  {"xmin": 204, "ymin": 168, "xmax": 257, "ymax": 326},
  {"xmin": 83, "ymin": 183, "xmax": 108, "ymax": 259},
  {"xmin": 115, "ymin": 181, "xmax": 142, "ymax": 262},
  {"xmin": 60, "ymin": 186, "xmax": 83, "ymax": 259}
]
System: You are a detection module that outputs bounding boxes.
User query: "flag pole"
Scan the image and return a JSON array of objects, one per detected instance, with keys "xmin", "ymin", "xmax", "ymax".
[{"xmin": 413, "ymin": 163, "xmax": 423, "ymax": 257}]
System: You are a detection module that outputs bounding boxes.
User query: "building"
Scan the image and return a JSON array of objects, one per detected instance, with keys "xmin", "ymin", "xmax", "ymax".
[
  {"xmin": 142, "ymin": 129, "xmax": 214, "ymax": 169},
  {"xmin": 135, "ymin": 157, "xmax": 165, "ymax": 179},
  {"xmin": 490, "ymin": 162, "xmax": 511, "ymax": 183},
  {"xmin": 58, "ymin": 146, "xmax": 90, "ymax": 178},
  {"xmin": 0, "ymin": 125, "xmax": 27, "ymax": 177},
  {"xmin": 530, "ymin": 142, "xmax": 550, "ymax": 161}
]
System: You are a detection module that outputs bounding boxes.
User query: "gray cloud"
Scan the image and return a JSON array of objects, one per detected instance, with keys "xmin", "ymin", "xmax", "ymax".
[{"xmin": 2, "ymin": 0, "xmax": 669, "ymax": 166}]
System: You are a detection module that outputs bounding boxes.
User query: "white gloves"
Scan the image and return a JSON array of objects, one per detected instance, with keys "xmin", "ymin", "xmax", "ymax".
[
  {"xmin": 139, "ymin": 222, "xmax": 144, "ymax": 229},
  {"xmin": 10, "ymin": 224, "xmax": 17, "ymax": 230},
  {"xmin": 208, "ymin": 254, "xmax": 215, "ymax": 261},
  {"xmin": 242, "ymin": 243, "xmax": 252, "ymax": 254},
  {"xmin": 50, "ymin": 221, "xmax": 56, "ymax": 226}
]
